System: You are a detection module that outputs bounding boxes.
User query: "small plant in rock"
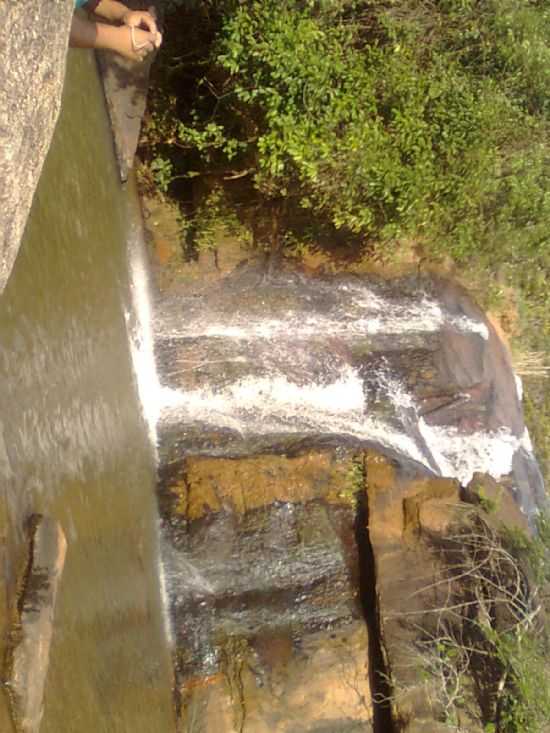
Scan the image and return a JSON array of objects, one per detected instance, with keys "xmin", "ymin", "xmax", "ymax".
[
  {"xmin": 338, "ymin": 457, "xmax": 365, "ymax": 508},
  {"xmin": 477, "ymin": 486, "xmax": 500, "ymax": 516}
]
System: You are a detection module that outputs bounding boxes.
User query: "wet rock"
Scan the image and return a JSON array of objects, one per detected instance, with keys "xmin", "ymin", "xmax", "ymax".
[
  {"xmin": 431, "ymin": 278, "xmax": 523, "ymax": 436},
  {"xmin": 157, "ymin": 271, "xmax": 519, "ymax": 444},
  {"xmin": 7, "ymin": 515, "xmax": 67, "ymax": 733},
  {"xmin": 159, "ymin": 445, "xmax": 536, "ymax": 731},
  {"xmin": 462, "ymin": 472, "xmax": 530, "ymax": 531},
  {"xmin": 156, "ymin": 267, "xmax": 542, "ymax": 518},
  {"xmin": 154, "ymin": 261, "xmax": 544, "ymax": 730},
  {"xmin": 511, "ymin": 445, "xmax": 546, "ymax": 519},
  {"xmin": 96, "ymin": 49, "xmax": 151, "ymax": 182},
  {"xmin": 177, "ymin": 626, "xmax": 373, "ymax": 733},
  {"xmin": 0, "ymin": 1, "xmax": 73, "ymax": 294},
  {"xmin": 159, "ymin": 451, "xmax": 358, "ymax": 527},
  {"xmin": 95, "ymin": 2, "xmax": 159, "ymax": 181},
  {"xmin": 160, "ymin": 451, "xmax": 375, "ymax": 732}
]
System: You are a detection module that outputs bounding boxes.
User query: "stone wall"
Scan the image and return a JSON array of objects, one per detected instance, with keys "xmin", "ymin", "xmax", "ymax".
[{"xmin": 0, "ymin": 1, "xmax": 73, "ymax": 294}]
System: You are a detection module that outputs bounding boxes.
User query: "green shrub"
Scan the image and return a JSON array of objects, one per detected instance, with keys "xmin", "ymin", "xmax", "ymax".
[
  {"xmin": 145, "ymin": 0, "xmax": 549, "ymax": 256},
  {"xmin": 181, "ymin": 185, "xmax": 253, "ymax": 254},
  {"xmin": 493, "ymin": 631, "xmax": 550, "ymax": 733}
]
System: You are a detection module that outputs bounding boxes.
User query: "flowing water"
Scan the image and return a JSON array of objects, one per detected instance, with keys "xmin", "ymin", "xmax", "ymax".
[
  {"xmin": 155, "ymin": 266, "xmax": 543, "ymax": 518},
  {"xmin": 0, "ymin": 53, "xmax": 175, "ymax": 731},
  {"xmin": 153, "ymin": 261, "xmax": 544, "ymax": 732}
]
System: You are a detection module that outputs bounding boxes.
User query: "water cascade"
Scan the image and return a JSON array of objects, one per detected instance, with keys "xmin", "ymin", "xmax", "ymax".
[
  {"xmin": 1, "ymin": 40, "xmax": 543, "ymax": 733},
  {"xmin": 153, "ymin": 260, "xmax": 544, "ymax": 732},
  {"xmin": 155, "ymin": 265, "xmax": 543, "ymax": 518}
]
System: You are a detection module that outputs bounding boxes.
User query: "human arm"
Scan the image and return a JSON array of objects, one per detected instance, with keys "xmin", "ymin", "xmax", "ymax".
[
  {"xmin": 70, "ymin": 1, "xmax": 162, "ymax": 61},
  {"xmin": 69, "ymin": 13, "xmax": 159, "ymax": 61},
  {"xmin": 91, "ymin": 0, "xmax": 161, "ymax": 42}
]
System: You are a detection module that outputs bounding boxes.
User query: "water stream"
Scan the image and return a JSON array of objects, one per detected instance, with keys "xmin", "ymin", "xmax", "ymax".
[
  {"xmin": 0, "ymin": 52, "xmax": 175, "ymax": 732},
  {"xmin": 155, "ymin": 266, "xmax": 543, "ymax": 518}
]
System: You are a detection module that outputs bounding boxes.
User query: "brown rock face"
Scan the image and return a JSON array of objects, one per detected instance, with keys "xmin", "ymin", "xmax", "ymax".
[
  {"xmin": 363, "ymin": 453, "xmax": 463, "ymax": 728},
  {"xmin": 0, "ymin": 1, "xmax": 73, "ymax": 294},
  {"xmin": 7, "ymin": 516, "xmax": 67, "ymax": 733},
  {"xmin": 364, "ymin": 453, "xmax": 531, "ymax": 733},
  {"xmin": 160, "ymin": 451, "xmax": 378, "ymax": 732},
  {"xmin": 159, "ymin": 445, "xmax": 532, "ymax": 732},
  {"xmin": 96, "ymin": 46, "xmax": 152, "ymax": 182}
]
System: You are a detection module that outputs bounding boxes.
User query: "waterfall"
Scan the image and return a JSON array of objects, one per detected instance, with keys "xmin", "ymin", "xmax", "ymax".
[
  {"xmin": 125, "ymin": 216, "xmax": 163, "ymax": 452},
  {"xmin": 124, "ymin": 200, "xmax": 174, "ymax": 649},
  {"xmin": 153, "ymin": 268, "xmax": 543, "ymax": 518}
]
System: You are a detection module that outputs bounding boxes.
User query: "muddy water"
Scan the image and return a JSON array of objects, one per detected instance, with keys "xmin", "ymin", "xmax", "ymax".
[{"xmin": 0, "ymin": 52, "xmax": 175, "ymax": 731}]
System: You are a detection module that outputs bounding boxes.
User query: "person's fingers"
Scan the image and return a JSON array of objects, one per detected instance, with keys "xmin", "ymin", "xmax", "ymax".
[
  {"xmin": 144, "ymin": 40, "xmax": 155, "ymax": 56},
  {"xmin": 131, "ymin": 27, "xmax": 156, "ymax": 52},
  {"xmin": 127, "ymin": 11, "xmax": 159, "ymax": 36},
  {"xmin": 142, "ymin": 14, "xmax": 159, "ymax": 36},
  {"xmin": 138, "ymin": 16, "xmax": 156, "ymax": 34}
]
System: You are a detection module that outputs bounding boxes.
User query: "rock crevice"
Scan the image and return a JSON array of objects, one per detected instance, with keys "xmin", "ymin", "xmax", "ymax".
[{"xmin": 354, "ymin": 468, "xmax": 395, "ymax": 733}]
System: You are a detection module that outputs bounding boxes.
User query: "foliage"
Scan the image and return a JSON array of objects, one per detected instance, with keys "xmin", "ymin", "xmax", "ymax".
[
  {"xmin": 144, "ymin": 0, "xmax": 549, "ymax": 258},
  {"xmin": 180, "ymin": 185, "xmax": 253, "ymax": 255},
  {"xmin": 338, "ymin": 456, "xmax": 364, "ymax": 508},
  {"xmin": 491, "ymin": 631, "xmax": 550, "ymax": 733},
  {"xmin": 149, "ymin": 154, "xmax": 174, "ymax": 194},
  {"xmin": 502, "ymin": 511, "xmax": 550, "ymax": 586}
]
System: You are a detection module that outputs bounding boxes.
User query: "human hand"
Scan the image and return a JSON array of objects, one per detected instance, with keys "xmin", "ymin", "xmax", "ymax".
[
  {"xmin": 122, "ymin": 10, "xmax": 162, "ymax": 49},
  {"xmin": 108, "ymin": 24, "xmax": 158, "ymax": 62}
]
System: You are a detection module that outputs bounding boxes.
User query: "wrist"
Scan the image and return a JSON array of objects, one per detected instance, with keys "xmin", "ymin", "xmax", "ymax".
[
  {"xmin": 94, "ymin": 0, "xmax": 129, "ymax": 23},
  {"xmin": 109, "ymin": 1, "xmax": 130, "ymax": 23},
  {"xmin": 94, "ymin": 22, "xmax": 126, "ymax": 52}
]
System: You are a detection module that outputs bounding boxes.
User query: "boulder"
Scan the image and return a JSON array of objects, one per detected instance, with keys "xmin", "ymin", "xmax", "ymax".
[
  {"xmin": 160, "ymin": 451, "xmax": 376, "ymax": 733},
  {"xmin": 0, "ymin": 1, "xmax": 73, "ymax": 294},
  {"xmin": 96, "ymin": 45, "xmax": 153, "ymax": 182},
  {"xmin": 7, "ymin": 515, "xmax": 67, "ymax": 733}
]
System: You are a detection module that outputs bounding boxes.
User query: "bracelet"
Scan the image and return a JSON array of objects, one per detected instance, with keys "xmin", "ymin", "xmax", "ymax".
[{"xmin": 130, "ymin": 25, "xmax": 149, "ymax": 52}]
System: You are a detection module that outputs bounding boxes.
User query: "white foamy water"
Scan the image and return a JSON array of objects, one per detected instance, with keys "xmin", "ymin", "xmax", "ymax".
[
  {"xmin": 520, "ymin": 427, "xmax": 534, "ymax": 453},
  {"xmin": 418, "ymin": 421, "xmax": 521, "ymax": 486},
  {"xmin": 162, "ymin": 549, "xmax": 216, "ymax": 599},
  {"xmin": 155, "ymin": 272, "xmax": 542, "ymax": 514},
  {"xmin": 126, "ymin": 223, "xmax": 163, "ymax": 450},
  {"xmin": 125, "ymin": 216, "xmax": 173, "ymax": 647},
  {"xmin": 157, "ymin": 530, "xmax": 175, "ymax": 647},
  {"xmin": 160, "ymin": 368, "xmax": 428, "ymax": 468},
  {"xmin": 160, "ymin": 367, "xmax": 365, "ymax": 430},
  {"xmin": 160, "ymin": 288, "xmax": 488, "ymax": 342},
  {"xmin": 515, "ymin": 373, "xmax": 524, "ymax": 402},
  {"xmin": 160, "ymin": 365, "xmax": 528, "ymax": 489}
]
